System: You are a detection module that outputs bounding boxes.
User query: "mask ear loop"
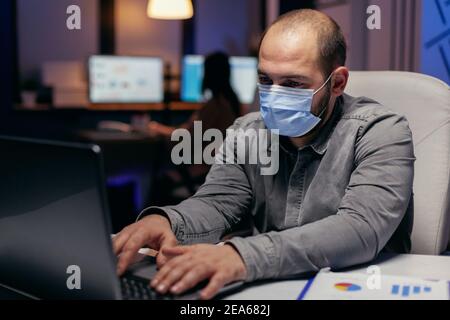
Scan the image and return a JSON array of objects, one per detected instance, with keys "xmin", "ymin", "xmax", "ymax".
[
  {"xmin": 313, "ymin": 73, "xmax": 334, "ymax": 118},
  {"xmin": 313, "ymin": 73, "xmax": 333, "ymax": 95}
]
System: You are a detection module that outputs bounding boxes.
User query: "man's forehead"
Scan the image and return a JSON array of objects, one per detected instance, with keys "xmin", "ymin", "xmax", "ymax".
[{"xmin": 259, "ymin": 26, "xmax": 319, "ymax": 64}]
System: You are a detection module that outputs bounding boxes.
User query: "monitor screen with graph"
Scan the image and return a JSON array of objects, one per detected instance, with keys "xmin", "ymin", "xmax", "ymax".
[{"xmin": 89, "ymin": 55, "xmax": 164, "ymax": 103}]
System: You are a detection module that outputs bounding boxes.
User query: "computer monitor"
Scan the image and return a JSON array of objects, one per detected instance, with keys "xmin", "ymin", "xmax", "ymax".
[
  {"xmin": 180, "ymin": 55, "xmax": 258, "ymax": 104},
  {"xmin": 180, "ymin": 55, "xmax": 205, "ymax": 103},
  {"xmin": 89, "ymin": 55, "xmax": 164, "ymax": 103},
  {"xmin": 229, "ymin": 56, "xmax": 258, "ymax": 104}
]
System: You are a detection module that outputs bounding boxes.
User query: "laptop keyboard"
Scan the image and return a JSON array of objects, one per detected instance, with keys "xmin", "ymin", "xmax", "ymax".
[{"xmin": 120, "ymin": 274, "xmax": 174, "ymax": 300}]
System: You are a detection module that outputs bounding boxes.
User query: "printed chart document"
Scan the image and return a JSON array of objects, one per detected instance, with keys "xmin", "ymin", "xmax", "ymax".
[{"xmin": 298, "ymin": 269, "xmax": 449, "ymax": 300}]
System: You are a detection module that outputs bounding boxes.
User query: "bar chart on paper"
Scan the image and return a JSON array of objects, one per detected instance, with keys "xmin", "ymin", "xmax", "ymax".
[
  {"xmin": 299, "ymin": 270, "xmax": 450, "ymax": 300},
  {"xmin": 391, "ymin": 284, "xmax": 433, "ymax": 298}
]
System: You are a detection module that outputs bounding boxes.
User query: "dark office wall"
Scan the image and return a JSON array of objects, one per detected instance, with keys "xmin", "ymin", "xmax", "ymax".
[
  {"xmin": 115, "ymin": 0, "xmax": 263, "ymax": 73},
  {"xmin": 0, "ymin": 1, "xmax": 84, "ymax": 138},
  {"xmin": 318, "ymin": 0, "xmax": 422, "ymax": 72},
  {"xmin": 17, "ymin": 0, "xmax": 99, "ymax": 80},
  {"xmin": 0, "ymin": 0, "xmax": 14, "ymax": 123},
  {"xmin": 115, "ymin": 0, "xmax": 183, "ymax": 73},
  {"xmin": 195, "ymin": 0, "xmax": 262, "ymax": 56},
  {"xmin": 279, "ymin": 0, "xmax": 316, "ymax": 14},
  {"xmin": 100, "ymin": 0, "xmax": 115, "ymax": 54}
]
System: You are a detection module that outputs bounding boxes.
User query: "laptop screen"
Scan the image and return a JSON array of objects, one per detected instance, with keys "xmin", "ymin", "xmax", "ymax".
[{"xmin": 0, "ymin": 137, "xmax": 121, "ymax": 299}]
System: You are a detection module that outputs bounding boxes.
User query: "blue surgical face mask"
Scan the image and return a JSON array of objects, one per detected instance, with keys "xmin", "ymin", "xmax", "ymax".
[{"xmin": 259, "ymin": 74, "xmax": 333, "ymax": 137}]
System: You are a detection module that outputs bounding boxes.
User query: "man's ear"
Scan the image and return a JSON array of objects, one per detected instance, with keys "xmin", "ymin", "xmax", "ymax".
[{"xmin": 331, "ymin": 66, "xmax": 349, "ymax": 96}]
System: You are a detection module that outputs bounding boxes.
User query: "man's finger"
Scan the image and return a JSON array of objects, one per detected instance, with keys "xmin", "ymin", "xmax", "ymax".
[
  {"xmin": 155, "ymin": 251, "xmax": 176, "ymax": 268},
  {"xmin": 200, "ymin": 272, "xmax": 228, "ymax": 300},
  {"xmin": 170, "ymin": 265, "xmax": 213, "ymax": 295},
  {"xmin": 116, "ymin": 234, "xmax": 144, "ymax": 275},
  {"xmin": 161, "ymin": 245, "xmax": 191, "ymax": 256},
  {"xmin": 160, "ymin": 234, "xmax": 178, "ymax": 248},
  {"xmin": 156, "ymin": 237, "xmax": 179, "ymax": 267},
  {"xmin": 155, "ymin": 252, "xmax": 168, "ymax": 268},
  {"xmin": 153, "ymin": 261, "xmax": 194, "ymax": 294},
  {"xmin": 151, "ymin": 254, "xmax": 191, "ymax": 292},
  {"xmin": 112, "ymin": 230, "xmax": 131, "ymax": 255}
]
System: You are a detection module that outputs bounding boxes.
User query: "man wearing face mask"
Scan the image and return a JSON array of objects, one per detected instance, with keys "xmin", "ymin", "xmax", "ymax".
[{"xmin": 113, "ymin": 9, "xmax": 415, "ymax": 299}]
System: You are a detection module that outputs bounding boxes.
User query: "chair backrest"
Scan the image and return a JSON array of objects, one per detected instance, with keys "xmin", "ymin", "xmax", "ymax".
[{"xmin": 345, "ymin": 71, "xmax": 450, "ymax": 255}]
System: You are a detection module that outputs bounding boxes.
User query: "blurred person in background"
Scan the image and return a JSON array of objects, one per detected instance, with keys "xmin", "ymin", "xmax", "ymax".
[
  {"xmin": 145, "ymin": 52, "xmax": 241, "ymax": 205},
  {"xmin": 148, "ymin": 51, "xmax": 241, "ymax": 137}
]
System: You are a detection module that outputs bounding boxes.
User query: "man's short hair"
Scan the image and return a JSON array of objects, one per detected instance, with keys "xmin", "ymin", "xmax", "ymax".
[{"xmin": 261, "ymin": 9, "xmax": 347, "ymax": 78}]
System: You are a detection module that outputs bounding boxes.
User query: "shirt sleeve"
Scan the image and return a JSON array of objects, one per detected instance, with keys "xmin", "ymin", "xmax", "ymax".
[
  {"xmin": 226, "ymin": 112, "xmax": 415, "ymax": 282},
  {"xmin": 137, "ymin": 117, "xmax": 254, "ymax": 245}
]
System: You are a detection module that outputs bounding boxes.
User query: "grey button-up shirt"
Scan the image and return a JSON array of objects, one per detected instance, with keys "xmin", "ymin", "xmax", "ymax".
[{"xmin": 138, "ymin": 93, "xmax": 415, "ymax": 282}]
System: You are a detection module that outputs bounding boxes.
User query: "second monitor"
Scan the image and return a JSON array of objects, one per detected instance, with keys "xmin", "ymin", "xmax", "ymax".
[
  {"xmin": 89, "ymin": 55, "xmax": 164, "ymax": 104},
  {"xmin": 181, "ymin": 55, "xmax": 258, "ymax": 104}
]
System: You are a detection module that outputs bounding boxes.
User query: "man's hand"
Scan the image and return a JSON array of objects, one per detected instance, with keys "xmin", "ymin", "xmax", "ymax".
[
  {"xmin": 150, "ymin": 244, "xmax": 247, "ymax": 300},
  {"xmin": 113, "ymin": 214, "xmax": 177, "ymax": 275}
]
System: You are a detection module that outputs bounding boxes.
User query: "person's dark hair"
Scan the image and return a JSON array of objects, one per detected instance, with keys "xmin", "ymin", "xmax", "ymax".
[
  {"xmin": 260, "ymin": 9, "xmax": 347, "ymax": 78},
  {"xmin": 202, "ymin": 52, "xmax": 241, "ymax": 118}
]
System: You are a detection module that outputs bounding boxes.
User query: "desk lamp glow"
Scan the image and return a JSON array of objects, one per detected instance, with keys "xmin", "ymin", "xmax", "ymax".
[{"xmin": 147, "ymin": 0, "xmax": 194, "ymax": 20}]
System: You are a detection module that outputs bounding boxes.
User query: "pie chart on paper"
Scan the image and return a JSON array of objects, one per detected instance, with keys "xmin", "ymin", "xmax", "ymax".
[{"xmin": 334, "ymin": 283, "xmax": 362, "ymax": 292}]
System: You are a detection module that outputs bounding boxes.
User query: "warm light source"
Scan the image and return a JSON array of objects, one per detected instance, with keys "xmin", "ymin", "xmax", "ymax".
[{"xmin": 147, "ymin": 0, "xmax": 194, "ymax": 20}]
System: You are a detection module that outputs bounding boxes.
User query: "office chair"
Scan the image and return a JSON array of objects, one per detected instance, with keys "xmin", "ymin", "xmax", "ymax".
[{"xmin": 345, "ymin": 71, "xmax": 450, "ymax": 255}]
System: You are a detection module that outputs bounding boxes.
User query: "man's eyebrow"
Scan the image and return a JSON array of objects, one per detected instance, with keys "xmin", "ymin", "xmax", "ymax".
[
  {"xmin": 257, "ymin": 70, "xmax": 311, "ymax": 81},
  {"xmin": 280, "ymin": 75, "xmax": 310, "ymax": 81}
]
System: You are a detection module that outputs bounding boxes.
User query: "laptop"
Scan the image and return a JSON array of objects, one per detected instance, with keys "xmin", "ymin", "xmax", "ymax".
[{"xmin": 0, "ymin": 136, "xmax": 243, "ymax": 300}]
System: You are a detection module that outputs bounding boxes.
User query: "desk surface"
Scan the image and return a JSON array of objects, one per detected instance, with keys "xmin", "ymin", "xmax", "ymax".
[
  {"xmin": 1, "ymin": 253, "xmax": 449, "ymax": 300},
  {"xmin": 77, "ymin": 130, "xmax": 159, "ymax": 143},
  {"xmin": 223, "ymin": 253, "xmax": 450, "ymax": 300}
]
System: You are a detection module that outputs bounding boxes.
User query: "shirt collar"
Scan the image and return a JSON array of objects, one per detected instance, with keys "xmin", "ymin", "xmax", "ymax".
[{"xmin": 279, "ymin": 96, "xmax": 343, "ymax": 156}]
